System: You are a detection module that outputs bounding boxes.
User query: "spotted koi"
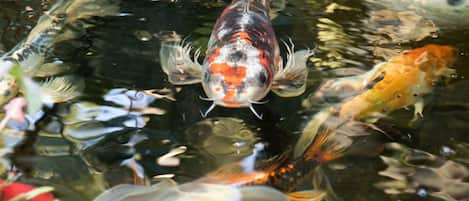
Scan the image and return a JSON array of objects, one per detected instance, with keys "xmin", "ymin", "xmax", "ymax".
[{"xmin": 159, "ymin": 0, "xmax": 314, "ymax": 119}]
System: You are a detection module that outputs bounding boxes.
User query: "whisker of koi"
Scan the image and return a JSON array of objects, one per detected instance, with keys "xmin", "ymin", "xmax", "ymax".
[
  {"xmin": 199, "ymin": 95, "xmax": 214, "ymax": 101},
  {"xmin": 249, "ymin": 99, "xmax": 269, "ymax": 104},
  {"xmin": 249, "ymin": 104, "xmax": 263, "ymax": 120},
  {"xmin": 281, "ymin": 38, "xmax": 296, "ymax": 70},
  {"xmin": 200, "ymin": 102, "xmax": 216, "ymax": 118}
]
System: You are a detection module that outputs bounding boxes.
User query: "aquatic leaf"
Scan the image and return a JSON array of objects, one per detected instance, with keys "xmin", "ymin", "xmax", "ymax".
[{"xmin": 8, "ymin": 64, "xmax": 42, "ymax": 114}]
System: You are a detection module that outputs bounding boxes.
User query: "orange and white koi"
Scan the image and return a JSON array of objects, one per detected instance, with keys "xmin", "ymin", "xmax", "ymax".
[
  {"xmin": 200, "ymin": 128, "xmax": 346, "ymax": 201},
  {"xmin": 159, "ymin": 0, "xmax": 313, "ymax": 119},
  {"xmin": 295, "ymin": 44, "xmax": 457, "ymax": 156}
]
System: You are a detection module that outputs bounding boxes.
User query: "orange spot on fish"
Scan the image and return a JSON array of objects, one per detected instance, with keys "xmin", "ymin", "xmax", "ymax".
[
  {"xmin": 210, "ymin": 63, "xmax": 247, "ymax": 86},
  {"xmin": 207, "ymin": 47, "xmax": 221, "ymax": 64},
  {"xmin": 223, "ymin": 89, "xmax": 240, "ymax": 107},
  {"xmin": 258, "ymin": 49, "xmax": 269, "ymax": 68},
  {"xmin": 210, "ymin": 63, "xmax": 247, "ymax": 107},
  {"xmin": 233, "ymin": 31, "xmax": 251, "ymax": 43}
]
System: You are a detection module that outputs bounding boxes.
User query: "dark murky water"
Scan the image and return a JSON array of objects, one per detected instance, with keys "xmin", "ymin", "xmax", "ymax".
[{"xmin": 1, "ymin": 0, "xmax": 468, "ymax": 200}]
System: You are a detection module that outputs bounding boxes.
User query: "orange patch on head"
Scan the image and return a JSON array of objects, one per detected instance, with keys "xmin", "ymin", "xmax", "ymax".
[
  {"xmin": 396, "ymin": 44, "xmax": 456, "ymax": 67},
  {"xmin": 207, "ymin": 47, "xmax": 221, "ymax": 64},
  {"xmin": 235, "ymin": 32, "xmax": 250, "ymax": 40},
  {"xmin": 222, "ymin": 88, "xmax": 240, "ymax": 107},
  {"xmin": 258, "ymin": 50, "xmax": 269, "ymax": 68},
  {"xmin": 210, "ymin": 63, "xmax": 247, "ymax": 107},
  {"xmin": 210, "ymin": 63, "xmax": 247, "ymax": 85},
  {"xmin": 231, "ymin": 31, "xmax": 252, "ymax": 44}
]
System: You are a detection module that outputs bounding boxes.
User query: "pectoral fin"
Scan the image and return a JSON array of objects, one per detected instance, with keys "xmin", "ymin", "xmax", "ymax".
[
  {"xmin": 39, "ymin": 75, "xmax": 84, "ymax": 104},
  {"xmin": 411, "ymin": 98, "xmax": 424, "ymax": 122},
  {"xmin": 287, "ymin": 190, "xmax": 326, "ymax": 201},
  {"xmin": 159, "ymin": 33, "xmax": 203, "ymax": 85},
  {"xmin": 272, "ymin": 49, "xmax": 313, "ymax": 97}
]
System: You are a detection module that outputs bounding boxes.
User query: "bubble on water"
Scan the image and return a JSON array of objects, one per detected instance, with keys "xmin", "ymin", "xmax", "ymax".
[
  {"xmin": 416, "ymin": 188, "xmax": 428, "ymax": 197},
  {"xmin": 440, "ymin": 145, "xmax": 455, "ymax": 157},
  {"xmin": 233, "ymin": 141, "xmax": 246, "ymax": 147},
  {"xmin": 134, "ymin": 30, "xmax": 153, "ymax": 42},
  {"xmin": 25, "ymin": 6, "xmax": 34, "ymax": 11},
  {"xmin": 117, "ymin": 12, "xmax": 132, "ymax": 17}
]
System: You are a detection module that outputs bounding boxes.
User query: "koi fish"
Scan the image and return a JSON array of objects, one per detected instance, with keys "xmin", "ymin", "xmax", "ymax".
[
  {"xmin": 0, "ymin": 0, "xmax": 120, "ymax": 106},
  {"xmin": 200, "ymin": 127, "xmax": 347, "ymax": 200},
  {"xmin": 336, "ymin": 44, "xmax": 456, "ymax": 121},
  {"xmin": 295, "ymin": 44, "xmax": 457, "ymax": 156},
  {"xmin": 158, "ymin": 0, "xmax": 313, "ymax": 119},
  {"xmin": 92, "ymin": 122, "xmax": 347, "ymax": 201}
]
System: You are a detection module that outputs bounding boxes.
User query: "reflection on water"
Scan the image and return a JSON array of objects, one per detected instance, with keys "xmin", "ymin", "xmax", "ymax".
[{"xmin": 0, "ymin": 0, "xmax": 468, "ymax": 201}]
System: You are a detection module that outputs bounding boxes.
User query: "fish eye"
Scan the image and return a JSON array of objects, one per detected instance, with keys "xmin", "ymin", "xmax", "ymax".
[
  {"xmin": 203, "ymin": 72, "xmax": 211, "ymax": 82},
  {"xmin": 447, "ymin": 0, "xmax": 464, "ymax": 6},
  {"xmin": 258, "ymin": 73, "xmax": 267, "ymax": 84}
]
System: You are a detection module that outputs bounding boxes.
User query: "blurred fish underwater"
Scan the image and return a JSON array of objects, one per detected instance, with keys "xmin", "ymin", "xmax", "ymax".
[{"xmin": 0, "ymin": 0, "xmax": 468, "ymax": 201}]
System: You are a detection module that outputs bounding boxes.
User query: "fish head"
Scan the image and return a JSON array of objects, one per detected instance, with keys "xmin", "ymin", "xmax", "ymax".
[
  {"xmin": 424, "ymin": 44, "xmax": 457, "ymax": 66},
  {"xmin": 202, "ymin": 43, "xmax": 271, "ymax": 108},
  {"xmin": 400, "ymin": 44, "xmax": 457, "ymax": 74},
  {"xmin": 0, "ymin": 75, "xmax": 18, "ymax": 105}
]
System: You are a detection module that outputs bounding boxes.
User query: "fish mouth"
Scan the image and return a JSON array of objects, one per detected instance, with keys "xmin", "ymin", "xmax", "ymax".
[{"xmin": 219, "ymin": 100, "xmax": 245, "ymax": 108}]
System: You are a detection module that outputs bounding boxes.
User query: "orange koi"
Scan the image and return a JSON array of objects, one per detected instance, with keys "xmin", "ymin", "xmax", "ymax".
[
  {"xmin": 295, "ymin": 44, "xmax": 457, "ymax": 157},
  {"xmin": 337, "ymin": 44, "xmax": 456, "ymax": 121},
  {"xmin": 200, "ymin": 128, "xmax": 346, "ymax": 201}
]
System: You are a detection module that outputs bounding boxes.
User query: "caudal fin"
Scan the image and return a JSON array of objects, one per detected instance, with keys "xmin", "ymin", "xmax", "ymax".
[
  {"xmin": 301, "ymin": 127, "xmax": 350, "ymax": 163},
  {"xmin": 294, "ymin": 108, "xmax": 333, "ymax": 158}
]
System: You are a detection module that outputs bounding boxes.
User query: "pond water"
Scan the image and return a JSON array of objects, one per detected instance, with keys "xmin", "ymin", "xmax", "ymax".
[{"xmin": 0, "ymin": 0, "xmax": 468, "ymax": 200}]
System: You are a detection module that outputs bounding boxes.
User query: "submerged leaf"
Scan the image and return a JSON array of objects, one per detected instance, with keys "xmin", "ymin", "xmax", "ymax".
[{"xmin": 8, "ymin": 64, "xmax": 43, "ymax": 114}]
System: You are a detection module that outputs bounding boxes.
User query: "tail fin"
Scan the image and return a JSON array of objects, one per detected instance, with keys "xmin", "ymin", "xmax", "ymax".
[
  {"xmin": 302, "ymin": 127, "xmax": 349, "ymax": 163},
  {"xmin": 201, "ymin": 151, "xmax": 290, "ymax": 187},
  {"xmin": 294, "ymin": 108, "xmax": 333, "ymax": 158},
  {"xmin": 235, "ymin": 0, "xmax": 271, "ymax": 13},
  {"xmin": 203, "ymin": 127, "xmax": 348, "ymax": 191}
]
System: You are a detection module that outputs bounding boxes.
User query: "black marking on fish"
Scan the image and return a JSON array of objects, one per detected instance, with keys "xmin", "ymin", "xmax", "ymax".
[{"xmin": 365, "ymin": 71, "xmax": 386, "ymax": 89}]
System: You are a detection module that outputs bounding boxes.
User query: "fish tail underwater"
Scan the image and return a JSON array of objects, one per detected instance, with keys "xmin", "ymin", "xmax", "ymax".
[{"xmin": 203, "ymin": 126, "xmax": 346, "ymax": 193}]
